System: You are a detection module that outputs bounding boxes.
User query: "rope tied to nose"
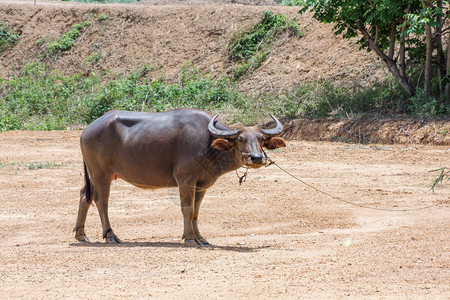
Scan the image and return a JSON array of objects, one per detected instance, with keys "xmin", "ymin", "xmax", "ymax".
[
  {"xmin": 236, "ymin": 168, "xmax": 249, "ymax": 185},
  {"xmin": 262, "ymin": 151, "xmax": 449, "ymax": 212},
  {"xmin": 233, "ymin": 148, "xmax": 250, "ymax": 185}
]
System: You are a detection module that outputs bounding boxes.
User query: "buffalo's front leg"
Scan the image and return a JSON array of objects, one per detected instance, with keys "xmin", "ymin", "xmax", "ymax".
[
  {"xmin": 93, "ymin": 177, "xmax": 122, "ymax": 244},
  {"xmin": 178, "ymin": 178, "xmax": 201, "ymax": 246},
  {"xmin": 193, "ymin": 190, "xmax": 210, "ymax": 246}
]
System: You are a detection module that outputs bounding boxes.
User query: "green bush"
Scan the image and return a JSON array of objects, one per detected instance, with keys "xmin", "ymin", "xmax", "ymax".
[
  {"xmin": 228, "ymin": 10, "xmax": 302, "ymax": 79},
  {"xmin": 257, "ymin": 79, "xmax": 412, "ymax": 118},
  {"xmin": 47, "ymin": 21, "xmax": 91, "ymax": 55},
  {"xmin": 0, "ymin": 63, "xmax": 250, "ymax": 130},
  {"xmin": 85, "ymin": 65, "xmax": 250, "ymax": 122},
  {"xmin": 0, "ymin": 22, "xmax": 19, "ymax": 54},
  {"xmin": 0, "ymin": 62, "xmax": 94, "ymax": 130},
  {"xmin": 1, "ymin": 61, "xmax": 447, "ymax": 132}
]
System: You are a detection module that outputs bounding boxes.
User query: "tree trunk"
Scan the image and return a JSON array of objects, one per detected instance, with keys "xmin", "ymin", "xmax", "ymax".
[
  {"xmin": 435, "ymin": 1, "xmax": 445, "ymax": 101},
  {"xmin": 358, "ymin": 25, "xmax": 415, "ymax": 96},
  {"xmin": 446, "ymin": 31, "xmax": 450, "ymax": 101},
  {"xmin": 423, "ymin": 25, "xmax": 433, "ymax": 98},
  {"xmin": 422, "ymin": 0, "xmax": 433, "ymax": 98}
]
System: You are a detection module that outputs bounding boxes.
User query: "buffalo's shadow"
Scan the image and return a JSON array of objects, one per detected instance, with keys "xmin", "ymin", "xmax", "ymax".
[{"xmin": 69, "ymin": 241, "xmax": 270, "ymax": 252}]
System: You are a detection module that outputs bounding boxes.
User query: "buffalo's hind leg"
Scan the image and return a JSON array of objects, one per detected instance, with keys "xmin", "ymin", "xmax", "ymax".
[
  {"xmin": 193, "ymin": 190, "xmax": 210, "ymax": 246},
  {"xmin": 92, "ymin": 177, "xmax": 122, "ymax": 244},
  {"xmin": 74, "ymin": 185, "xmax": 92, "ymax": 242}
]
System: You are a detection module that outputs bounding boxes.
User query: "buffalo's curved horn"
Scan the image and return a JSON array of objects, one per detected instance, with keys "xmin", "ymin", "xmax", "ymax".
[
  {"xmin": 208, "ymin": 114, "xmax": 239, "ymax": 139},
  {"xmin": 262, "ymin": 113, "xmax": 284, "ymax": 137}
]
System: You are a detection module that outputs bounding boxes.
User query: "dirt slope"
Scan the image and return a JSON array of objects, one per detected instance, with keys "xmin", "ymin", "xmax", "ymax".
[{"xmin": 0, "ymin": 0, "xmax": 388, "ymax": 97}]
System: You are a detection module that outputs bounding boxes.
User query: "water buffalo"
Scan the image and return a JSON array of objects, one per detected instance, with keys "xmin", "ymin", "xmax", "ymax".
[{"xmin": 74, "ymin": 108, "xmax": 286, "ymax": 246}]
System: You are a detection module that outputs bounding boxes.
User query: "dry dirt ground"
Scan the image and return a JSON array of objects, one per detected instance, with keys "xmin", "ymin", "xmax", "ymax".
[{"xmin": 0, "ymin": 130, "xmax": 448, "ymax": 298}]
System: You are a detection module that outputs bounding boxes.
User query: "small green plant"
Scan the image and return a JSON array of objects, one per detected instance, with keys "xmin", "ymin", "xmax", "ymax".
[
  {"xmin": 86, "ymin": 52, "xmax": 101, "ymax": 63},
  {"xmin": 228, "ymin": 10, "xmax": 302, "ymax": 79},
  {"xmin": 232, "ymin": 50, "xmax": 269, "ymax": 80},
  {"xmin": 66, "ymin": 0, "xmax": 140, "ymax": 3},
  {"xmin": 0, "ymin": 22, "xmax": 19, "ymax": 53},
  {"xmin": 430, "ymin": 167, "xmax": 449, "ymax": 193},
  {"xmin": 97, "ymin": 14, "xmax": 110, "ymax": 21},
  {"xmin": 274, "ymin": 0, "xmax": 305, "ymax": 6},
  {"xmin": 28, "ymin": 161, "xmax": 63, "ymax": 170},
  {"xmin": 47, "ymin": 21, "xmax": 91, "ymax": 55},
  {"xmin": 35, "ymin": 37, "xmax": 47, "ymax": 46}
]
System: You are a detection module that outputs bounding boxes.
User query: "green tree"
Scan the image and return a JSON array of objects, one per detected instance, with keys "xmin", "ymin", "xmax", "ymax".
[{"xmin": 301, "ymin": 0, "xmax": 449, "ymax": 112}]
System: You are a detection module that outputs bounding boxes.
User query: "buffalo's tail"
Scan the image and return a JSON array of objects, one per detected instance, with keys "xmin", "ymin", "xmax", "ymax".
[{"xmin": 83, "ymin": 161, "xmax": 92, "ymax": 203}]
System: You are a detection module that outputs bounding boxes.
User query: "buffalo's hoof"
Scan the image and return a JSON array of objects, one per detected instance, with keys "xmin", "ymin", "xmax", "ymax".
[
  {"xmin": 184, "ymin": 239, "xmax": 201, "ymax": 247},
  {"xmin": 76, "ymin": 234, "xmax": 90, "ymax": 243},
  {"xmin": 106, "ymin": 235, "xmax": 122, "ymax": 244},
  {"xmin": 199, "ymin": 238, "xmax": 211, "ymax": 246}
]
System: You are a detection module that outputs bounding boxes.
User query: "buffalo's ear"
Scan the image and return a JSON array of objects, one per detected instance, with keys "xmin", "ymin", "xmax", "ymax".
[
  {"xmin": 263, "ymin": 137, "xmax": 286, "ymax": 150},
  {"xmin": 211, "ymin": 138, "xmax": 235, "ymax": 151}
]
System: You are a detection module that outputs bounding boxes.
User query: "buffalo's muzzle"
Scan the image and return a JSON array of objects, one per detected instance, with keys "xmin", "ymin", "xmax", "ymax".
[
  {"xmin": 245, "ymin": 153, "xmax": 266, "ymax": 168},
  {"xmin": 250, "ymin": 153, "xmax": 264, "ymax": 164}
]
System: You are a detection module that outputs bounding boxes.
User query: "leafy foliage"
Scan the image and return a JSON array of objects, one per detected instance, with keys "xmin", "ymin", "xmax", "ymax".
[
  {"xmin": 0, "ymin": 63, "xmax": 250, "ymax": 130},
  {"xmin": 1, "ymin": 60, "xmax": 443, "ymax": 131},
  {"xmin": 0, "ymin": 22, "xmax": 19, "ymax": 54},
  {"xmin": 301, "ymin": 0, "xmax": 449, "ymax": 114},
  {"xmin": 47, "ymin": 21, "xmax": 92, "ymax": 55},
  {"xmin": 228, "ymin": 10, "xmax": 302, "ymax": 79},
  {"xmin": 259, "ymin": 78, "xmax": 410, "ymax": 119},
  {"xmin": 300, "ymin": 0, "xmax": 418, "ymax": 51}
]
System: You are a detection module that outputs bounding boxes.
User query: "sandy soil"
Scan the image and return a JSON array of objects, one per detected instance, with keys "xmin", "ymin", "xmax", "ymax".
[{"xmin": 0, "ymin": 130, "xmax": 448, "ymax": 298}]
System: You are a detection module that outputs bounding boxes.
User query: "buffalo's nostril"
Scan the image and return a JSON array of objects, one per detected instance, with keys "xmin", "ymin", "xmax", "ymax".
[{"xmin": 250, "ymin": 153, "xmax": 264, "ymax": 164}]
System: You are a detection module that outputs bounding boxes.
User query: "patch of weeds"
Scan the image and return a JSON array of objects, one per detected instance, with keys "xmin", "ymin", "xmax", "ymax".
[
  {"xmin": 35, "ymin": 37, "xmax": 47, "ymax": 46},
  {"xmin": 64, "ymin": 0, "xmax": 140, "ymax": 3},
  {"xmin": 86, "ymin": 52, "xmax": 101, "ymax": 63},
  {"xmin": 0, "ymin": 161, "xmax": 64, "ymax": 171},
  {"xmin": 27, "ymin": 161, "xmax": 63, "ymax": 170},
  {"xmin": 274, "ymin": 0, "xmax": 305, "ymax": 5},
  {"xmin": 232, "ymin": 50, "xmax": 269, "ymax": 80},
  {"xmin": 228, "ymin": 10, "xmax": 302, "ymax": 79},
  {"xmin": 0, "ymin": 22, "xmax": 20, "ymax": 54},
  {"xmin": 409, "ymin": 89, "xmax": 448, "ymax": 116},
  {"xmin": 47, "ymin": 21, "xmax": 91, "ymax": 55},
  {"xmin": 329, "ymin": 135, "xmax": 353, "ymax": 144},
  {"xmin": 258, "ymin": 78, "xmax": 413, "ymax": 118},
  {"xmin": 96, "ymin": 14, "xmax": 110, "ymax": 22}
]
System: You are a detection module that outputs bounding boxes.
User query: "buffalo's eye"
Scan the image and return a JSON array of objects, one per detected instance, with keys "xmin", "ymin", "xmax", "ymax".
[{"xmin": 238, "ymin": 136, "xmax": 245, "ymax": 143}]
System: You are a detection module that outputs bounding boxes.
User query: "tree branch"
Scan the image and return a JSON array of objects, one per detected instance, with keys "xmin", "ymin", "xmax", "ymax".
[{"xmin": 388, "ymin": 20, "xmax": 397, "ymax": 59}]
